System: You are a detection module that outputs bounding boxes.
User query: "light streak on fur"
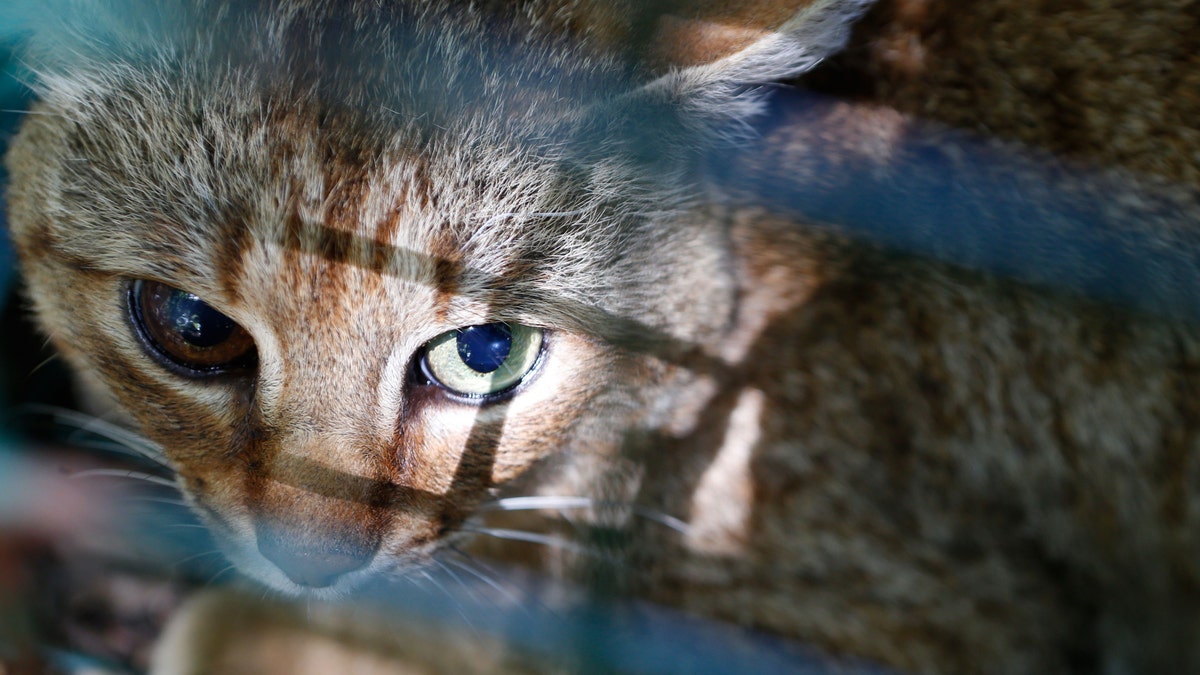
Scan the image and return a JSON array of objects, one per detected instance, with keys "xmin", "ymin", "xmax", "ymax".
[{"xmin": 686, "ymin": 387, "xmax": 763, "ymax": 556}]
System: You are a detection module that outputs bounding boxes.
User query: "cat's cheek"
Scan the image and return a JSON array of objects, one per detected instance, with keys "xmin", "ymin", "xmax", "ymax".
[
  {"xmin": 172, "ymin": 479, "xmax": 283, "ymax": 586},
  {"xmin": 483, "ymin": 331, "xmax": 619, "ymax": 486},
  {"xmin": 397, "ymin": 330, "xmax": 614, "ymax": 490}
]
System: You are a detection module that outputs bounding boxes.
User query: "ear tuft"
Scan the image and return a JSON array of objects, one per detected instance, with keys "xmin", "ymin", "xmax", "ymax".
[{"xmin": 639, "ymin": 0, "xmax": 875, "ymax": 134}]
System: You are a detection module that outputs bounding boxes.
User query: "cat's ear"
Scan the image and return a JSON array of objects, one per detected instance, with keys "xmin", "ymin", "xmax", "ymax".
[
  {"xmin": 647, "ymin": 0, "xmax": 873, "ymax": 126},
  {"xmin": 579, "ymin": 0, "xmax": 874, "ymax": 161}
]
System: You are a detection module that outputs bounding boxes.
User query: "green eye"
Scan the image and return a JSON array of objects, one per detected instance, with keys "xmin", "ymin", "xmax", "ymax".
[{"xmin": 421, "ymin": 323, "xmax": 543, "ymax": 398}]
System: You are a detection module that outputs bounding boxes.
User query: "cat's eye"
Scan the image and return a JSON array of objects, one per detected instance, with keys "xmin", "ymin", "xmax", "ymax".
[
  {"xmin": 420, "ymin": 323, "xmax": 543, "ymax": 398},
  {"xmin": 128, "ymin": 280, "xmax": 256, "ymax": 375}
]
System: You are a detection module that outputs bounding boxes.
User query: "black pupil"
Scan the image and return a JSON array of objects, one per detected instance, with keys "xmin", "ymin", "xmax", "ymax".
[
  {"xmin": 163, "ymin": 289, "xmax": 238, "ymax": 348},
  {"xmin": 456, "ymin": 324, "xmax": 513, "ymax": 373}
]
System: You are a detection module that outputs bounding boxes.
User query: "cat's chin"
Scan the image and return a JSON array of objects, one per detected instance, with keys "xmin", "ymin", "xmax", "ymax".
[
  {"xmin": 257, "ymin": 570, "xmax": 368, "ymax": 601},
  {"xmin": 224, "ymin": 545, "xmax": 389, "ymax": 599},
  {"xmin": 215, "ymin": 528, "xmax": 454, "ymax": 600}
]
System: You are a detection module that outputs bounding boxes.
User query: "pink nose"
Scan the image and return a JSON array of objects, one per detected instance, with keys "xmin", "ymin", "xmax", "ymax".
[{"xmin": 257, "ymin": 528, "xmax": 377, "ymax": 588}]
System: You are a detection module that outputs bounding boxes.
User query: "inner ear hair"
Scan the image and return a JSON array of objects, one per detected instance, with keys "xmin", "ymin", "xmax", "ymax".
[{"xmin": 636, "ymin": 0, "xmax": 876, "ymax": 130}]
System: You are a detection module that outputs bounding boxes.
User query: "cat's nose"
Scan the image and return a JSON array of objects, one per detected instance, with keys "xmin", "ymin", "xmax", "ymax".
[{"xmin": 257, "ymin": 527, "xmax": 378, "ymax": 588}]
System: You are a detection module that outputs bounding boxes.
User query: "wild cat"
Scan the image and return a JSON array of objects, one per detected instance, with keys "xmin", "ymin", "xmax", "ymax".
[{"xmin": 6, "ymin": 0, "xmax": 1200, "ymax": 673}]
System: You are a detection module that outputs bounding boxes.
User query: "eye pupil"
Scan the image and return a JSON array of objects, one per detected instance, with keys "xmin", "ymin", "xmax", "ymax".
[
  {"xmin": 421, "ymin": 322, "xmax": 543, "ymax": 399},
  {"xmin": 130, "ymin": 280, "xmax": 256, "ymax": 375},
  {"xmin": 166, "ymin": 291, "xmax": 239, "ymax": 348},
  {"xmin": 455, "ymin": 324, "xmax": 513, "ymax": 373}
]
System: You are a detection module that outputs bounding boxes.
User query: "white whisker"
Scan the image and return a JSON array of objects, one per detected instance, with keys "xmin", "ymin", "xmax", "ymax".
[
  {"xmin": 70, "ymin": 468, "xmax": 178, "ymax": 489},
  {"xmin": 20, "ymin": 404, "xmax": 170, "ymax": 467},
  {"xmin": 122, "ymin": 495, "xmax": 190, "ymax": 508},
  {"xmin": 207, "ymin": 564, "xmax": 238, "ymax": 586},
  {"xmin": 65, "ymin": 437, "xmax": 171, "ymax": 468},
  {"xmin": 441, "ymin": 551, "xmax": 528, "ymax": 610},
  {"xmin": 172, "ymin": 549, "xmax": 225, "ymax": 568},
  {"xmin": 417, "ymin": 568, "xmax": 452, "ymax": 598},
  {"xmin": 29, "ymin": 353, "xmax": 60, "ymax": 376},
  {"xmin": 460, "ymin": 526, "xmax": 601, "ymax": 559},
  {"xmin": 479, "ymin": 496, "xmax": 691, "ymax": 534},
  {"xmin": 0, "ymin": 109, "xmax": 61, "ymax": 117},
  {"xmin": 417, "ymin": 568, "xmax": 478, "ymax": 634},
  {"xmin": 431, "ymin": 558, "xmax": 490, "ymax": 609},
  {"xmin": 403, "ymin": 569, "xmax": 432, "ymax": 593}
]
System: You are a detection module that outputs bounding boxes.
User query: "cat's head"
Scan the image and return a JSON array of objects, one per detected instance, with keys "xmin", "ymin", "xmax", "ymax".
[{"xmin": 5, "ymin": 0, "xmax": 871, "ymax": 594}]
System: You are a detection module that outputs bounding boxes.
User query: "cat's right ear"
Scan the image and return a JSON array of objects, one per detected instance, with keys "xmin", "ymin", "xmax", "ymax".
[
  {"xmin": 643, "ymin": 0, "xmax": 873, "ymax": 129},
  {"xmin": 574, "ymin": 0, "xmax": 874, "ymax": 164}
]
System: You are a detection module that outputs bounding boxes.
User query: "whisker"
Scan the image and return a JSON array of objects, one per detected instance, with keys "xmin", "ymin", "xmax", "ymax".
[
  {"xmin": 76, "ymin": 431, "xmax": 167, "ymax": 467},
  {"xmin": 431, "ymin": 558, "xmax": 490, "ymax": 609},
  {"xmin": 172, "ymin": 549, "xmax": 225, "ymax": 568},
  {"xmin": 55, "ymin": 415, "xmax": 155, "ymax": 444},
  {"xmin": 403, "ymin": 569, "xmax": 432, "ymax": 593},
  {"xmin": 0, "ymin": 109, "xmax": 62, "ymax": 117},
  {"xmin": 19, "ymin": 404, "xmax": 170, "ymax": 467},
  {"xmin": 478, "ymin": 496, "xmax": 691, "ymax": 534},
  {"xmin": 441, "ymin": 550, "xmax": 528, "ymax": 610},
  {"xmin": 460, "ymin": 526, "xmax": 602, "ymax": 559},
  {"xmin": 417, "ymin": 568, "xmax": 479, "ymax": 634},
  {"xmin": 69, "ymin": 468, "xmax": 178, "ymax": 489},
  {"xmin": 121, "ymin": 495, "xmax": 190, "ymax": 508},
  {"xmin": 28, "ymin": 353, "xmax": 60, "ymax": 377},
  {"xmin": 63, "ymin": 437, "xmax": 172, "ymax": 468},
  {"xmin": 206, "ymin": 564, "xmax": 238, "ymax": 586},
  {"xmin": 430, "ymin": 558, "xmax": 465, "ymax": 587}
]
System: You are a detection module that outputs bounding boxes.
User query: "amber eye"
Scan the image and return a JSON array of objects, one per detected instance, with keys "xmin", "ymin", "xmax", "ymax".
[{"xmin": 128, "ymin": 280, "xmax": 256, "ymax": 375}]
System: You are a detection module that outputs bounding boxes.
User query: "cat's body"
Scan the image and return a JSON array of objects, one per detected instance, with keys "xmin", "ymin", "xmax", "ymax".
[{"xmin": 6, "ymin": 0, "xmax": 1200, "ymax": 673}]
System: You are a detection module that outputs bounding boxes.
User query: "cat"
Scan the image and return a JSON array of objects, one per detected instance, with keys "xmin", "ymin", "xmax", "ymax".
[{"xmin": 6, "ymin": 0, "xmax": 1200, "ymax": 672}]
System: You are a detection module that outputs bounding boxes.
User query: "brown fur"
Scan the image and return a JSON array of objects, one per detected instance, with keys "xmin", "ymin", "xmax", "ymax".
[{"xmin": 808, "ymin": 0, "xmax": 1200, "ymax": 184}]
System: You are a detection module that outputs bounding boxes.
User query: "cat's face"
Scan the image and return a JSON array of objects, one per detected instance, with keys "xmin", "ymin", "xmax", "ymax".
[
  {"xmin": 8, "ymin": 89, "xmax": 737, "ymax": 594},
  {"xmin": 6, "ymin": 16, "xmax": 740, "ymax": 596},
  {"xmin": 5, "ymin": 0, "xmax": 871, "ymax": 594}
]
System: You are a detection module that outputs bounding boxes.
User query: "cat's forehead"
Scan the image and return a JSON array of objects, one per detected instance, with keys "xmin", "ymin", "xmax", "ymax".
[
  {"xmin": 40, "ymin": 65, "xmax": 565, "ymax": 267},
  {"xmin": 57, "ymin": 77, "xmax": 649, "ymax": 334},
  {"xmin": 27, "ymin": 0, "xmax": 630, "ymax": 134},
  {"xmin": 16, "ymin": 0, "xmax": 688, "ymax": 277},
  {"xmin": 11, "ymin": 0, "xmax": 735, "ymax": 353},
  {"xmin": 222, "ymin": 122, "xmax": 551, "ymax": 329}
]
